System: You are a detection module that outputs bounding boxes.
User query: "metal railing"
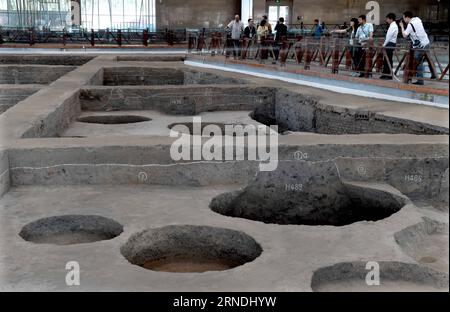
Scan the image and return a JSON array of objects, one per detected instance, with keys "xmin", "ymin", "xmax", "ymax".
[
  {"xmin": 187, "ymin": 32, "xmax": 449, "ymax": 85},
  {"xmin": 0, "ymin": 25, "xmax": 448, "ymax": 85},
  {"xmin": 1, "ymin": 21, "xmax": 448, "ymax": 45},
  {"xmin": 0, "ymin": 27, "xmax": 188, "ymax": 46},
  {"xmin": 284, "ymin": 22, "xmax": 448, "ymax": 43}
]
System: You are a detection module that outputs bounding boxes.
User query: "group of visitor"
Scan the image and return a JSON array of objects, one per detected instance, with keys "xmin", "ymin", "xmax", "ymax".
[
  {"xmin": 226, "ymin": 10, "xmax": 431, "ymax": 85},
  {"xmin": 226, "ymin": 14, "xmax": 287, "ymax": 63},
  {"xmin": 333, "ymin": 11, "xmax": 430, "ymax": 84}
]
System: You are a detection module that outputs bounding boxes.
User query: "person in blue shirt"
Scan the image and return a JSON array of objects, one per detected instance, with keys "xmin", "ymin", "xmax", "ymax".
[
  {"xmin": 354, "ymin": 14, "xmax": 374, "ymax": 77},
  {"xmin": 312, "ymin": 19, "xmax": 323, "ymax": 38}
]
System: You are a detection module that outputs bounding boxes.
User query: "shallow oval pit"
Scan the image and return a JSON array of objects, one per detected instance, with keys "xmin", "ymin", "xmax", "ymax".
[
  {"xmin": 210, "ymin": 162, "xmax": 406, "ymax": 226},
  {"xmin": 19, "ymin": 215, "xmax": 123, "ymax": 245},
  {"xmin": 121, "ymin": 225, "xmax": 262, "ymax": 273},
  {"xmin": 77, "ymin": 115, "xmax": 151, "ymax": 124},
  {"xmin": 311, "ymin": 261, "xmax": 449, "ymax": 292},
  {"xmin": 394, "ymin": 217, "xmax": 449, "ymax": 273}
]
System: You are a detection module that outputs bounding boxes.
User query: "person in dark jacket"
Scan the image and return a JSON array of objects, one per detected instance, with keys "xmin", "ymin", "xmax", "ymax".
[
  {"xmin": 244, "ymin": 18, "xmax": 257, "ymax": 38},
  {"xmin": 273, "ymin": 17, "xmax": 288, "ymax": 61},
  {"xmin": 275, "ymin": 17, "xmax": 288, "ymax": 42}
]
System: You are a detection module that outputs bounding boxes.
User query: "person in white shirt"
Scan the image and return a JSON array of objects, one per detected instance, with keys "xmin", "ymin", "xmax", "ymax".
[
  {"xmin": 226, "ymin": 15, "xmax": 244, "ymax": 59},
  {"xmin": 400, "ymin": 11, "xmax": 431, "ymax": 85},
  {"xmin": 380, "ymin": 13, "xmax": 399, "ymax": 80},
  {"xmin": 354, "ymin": 15, "xmax": 374, "ymax": 77}
]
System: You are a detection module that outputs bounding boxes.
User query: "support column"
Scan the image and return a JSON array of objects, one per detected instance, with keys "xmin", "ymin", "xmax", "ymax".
[{"xmin": 71, "ymin": 0, "xmax": 81, "ymax": 27}]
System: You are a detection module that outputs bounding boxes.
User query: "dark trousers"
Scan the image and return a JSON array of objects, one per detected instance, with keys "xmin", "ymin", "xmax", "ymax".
[
  {"xmin": 348, "ymin": 46, "xmax": 357, "ymax": 70},
  {"xmin": 354, "ymin": 46, "xmax": 365, "ymax": 73},
  {"xmin": 259, "ymin": 41, "xmax": 269, "ymax": 60},
  {"xmin": 382, "ymin": 42, "xmax": 396, "ymax": 76},
  {"xmin": 273, "ymin": 42, "xmax": 281, "ymax": 60},
  {"xmin": 232, "ymin": 39, "xmax": 241, "ymax": 58},
  {"xmin": 413, "ymin": 44, "xmax": 430, "ymax": 83}
]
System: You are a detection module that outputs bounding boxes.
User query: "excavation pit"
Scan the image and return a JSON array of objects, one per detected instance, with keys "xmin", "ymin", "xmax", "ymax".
[
  {"xmin": 102, "ymin": 68, "xmax": 246, "ymax": 86},
  {"xmin": 19, "ymin": 215, "xmax": 123, "ymax": 245},
  {"xmin": 0, "ymin": 86, "xmax": 41, "ymax": 114},
  {"xmin": 76, "ymin": 115, "xmax": 151, "ymax": 125},
  {"xmin": 120, "ymin": 225, "xmax": 262, "ymax": 273},
  {"xmin": 0, "ymin": 65, "xmax": 76, "ymax": 84},
  {"xmin": 311, "ymin": 261, "xmax": 449, "ymax": 292},
  {"xmin": 0, "ymin": 55, "xmax": 95, "ymax": 66},
  {"xmin": 210, "ymin": 162, "xmax": 405, "ymax": 226},
  {"xmin": 395, "ymin": 217, "xmax": 449, "ymax": 272},
  {"xmin": 79, "ymin": 86, "xmax": 273, "ymax": 115},
  {"xmin": 251, "ymin": 91, "xmax": 449, "ymax": 135}
]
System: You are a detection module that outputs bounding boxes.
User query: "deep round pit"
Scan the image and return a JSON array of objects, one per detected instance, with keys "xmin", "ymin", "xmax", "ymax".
[
  {"xmin": 77, "ymin": 115, "xmax": 151, "ymax": 124},
  {"xmin": 210, "ymin": 162, "xmax": 406, "ymax": 226},
  {"xmin": 121, "ymin": 225, "xmax": 262, "ymax": 273},
  {"xmin": 19, "ymin": 215, "xmax": 123, "ymax": 245}
]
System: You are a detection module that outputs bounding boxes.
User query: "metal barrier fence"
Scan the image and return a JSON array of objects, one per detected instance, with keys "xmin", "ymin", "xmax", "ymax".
[
  {"xmin": 288, "ymin": 22, "xmax": 449, "ymax": 42},
  {"xmin": 188, "ymin": 32, "xmax": 449, "ymax": 85},
  {"xmin": 0, "ymin": 25, "xmax": 448, "ymax": 85},
  {"xmin": 1, "ymin": 22, "xmax": 448, "ymax": 46},
  {"xmin": 0, "ymin": 27, "xmax": 188, "ymax": 46}
]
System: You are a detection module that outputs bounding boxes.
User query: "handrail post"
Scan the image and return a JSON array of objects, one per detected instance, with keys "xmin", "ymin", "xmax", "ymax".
[
  {"xmin": 304, "ymin": 38, "xmax": 311, "ymax": 70},
  {"xmin": 375, "ymin": 41, "xmax": 383, "ymax": 73},
  {"xmin": 63, "ymin": 29, "xmax": 67, "ymax": 47},
  {"xmin": 117, "ymin": 29, "xmax": 122, "ymax": 47},
  {"xmin": 28, "ymin": 27, "xmax": 35, "ymax": 46},
  {"xmin": 280, "ymin": 36, "xmax": 288, "ymax": 66},
  {"xmin": 90, "ymin": 29, "xmax": 95, "ymax": 47},
  {"xmin": 404, "ymin": 44, "xmax": 415, "ymax": 83},
  {"xmin": 364, "ymin": 38, "xmax": 374, "ymax": 77},
  {"xmin": 143, "ymin": 28, "xmax": 149, "ymax": 47},
  {"xmin": 331, "ymin": 38, "xmax": 339, "ymax": 74}
]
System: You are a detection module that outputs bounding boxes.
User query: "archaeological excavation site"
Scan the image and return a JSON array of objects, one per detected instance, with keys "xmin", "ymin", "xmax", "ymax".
[{"xmin": 0, "ymin": 52, "xmax": 448, "ymax": 293}]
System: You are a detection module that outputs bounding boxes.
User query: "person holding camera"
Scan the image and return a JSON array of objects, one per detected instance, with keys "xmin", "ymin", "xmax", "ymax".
[{"xmin": 400, "ymin": 11, "xmax": 430, "ymax": 85}]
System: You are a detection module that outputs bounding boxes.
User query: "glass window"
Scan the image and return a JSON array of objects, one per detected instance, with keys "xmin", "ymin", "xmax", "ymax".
[
  {"xmin": 268, "ymin": 5, "xmax": 289, "ymax": 26},
  {"xmin": 0, "ymin": 0, "xmax": 155, "ymax": 30},
  {"xmin": 241, "ymin": 0, "xmax": 253, "ymax": 26},
  {"xmin": 81, "ymin": 0, "xmax": 156, "ymax": 30}
]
